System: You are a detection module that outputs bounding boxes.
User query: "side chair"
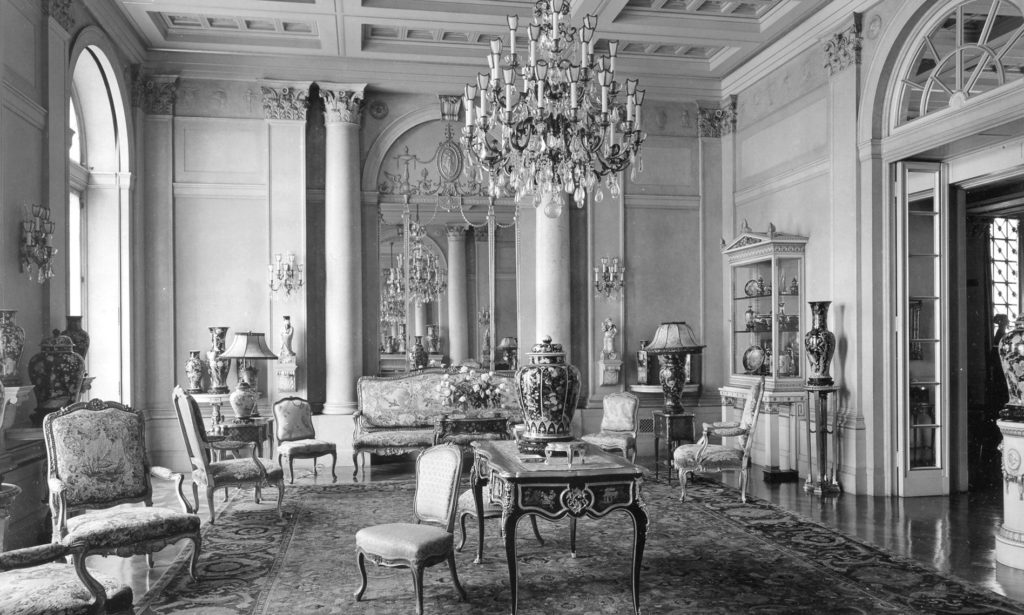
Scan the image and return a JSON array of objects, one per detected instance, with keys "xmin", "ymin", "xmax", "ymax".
[
  {"xmin": 354, "ymin": 443, "xmax": 467, "ymax": 614},
  {"xmin": 42, "ymin": 398, "xmax": 202, "ymax": 605},
  {"xmin": 581, "ymin": 391, "xmax": 640, "ymax": 462},
  {"xmin": 272, "ymin": 396, "xmax": 337, "ymax": 483},
  {"xmin": 172, "ymin": 386, "xmax": 286, "ymax": 523},
  {"xmin": 673, "ymin": 376, "xmax": 766, "ymax": 502}
]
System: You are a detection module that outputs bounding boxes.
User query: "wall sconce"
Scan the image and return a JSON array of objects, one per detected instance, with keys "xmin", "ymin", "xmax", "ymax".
[
  {"xmin": 594, "ymin": 256, "xmax": 624, "ymax": 301},
  {"xmin": 20, "ymin": 204, "xmax": 56, "ymax": 284},
  {"xmin": 269, "ymin": 251, "xmax": 304, "ymax": 299}
]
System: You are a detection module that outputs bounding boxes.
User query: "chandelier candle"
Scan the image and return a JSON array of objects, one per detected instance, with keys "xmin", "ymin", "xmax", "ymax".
[{"xmin": 462, "ymin": 0, "xmax": 646, "ymax": 216}]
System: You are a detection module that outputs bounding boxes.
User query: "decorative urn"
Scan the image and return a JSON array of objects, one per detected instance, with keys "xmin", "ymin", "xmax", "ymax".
[
  {"xmin": 998, "ymin": 315, "xmax": 1024, "ymax": 420},
  {"xmin": 207, "ymin": 326, "xmax": 230, "ymax": 394},
  {"xmin": 28, "ymin": 332, "xmax": 86, "ymax": 426},
  {"xmin": 804, "ymin": 301, "xmax": 836, "ymax": 386},
  {"xmin": 514, "ymin": 336, "xmax": 581, "ymax": 455},
  {"xmin": 0, "ymin": 309, "xmax": 25, "ymax": 386},
  {"xmin": 184, "ymin": 350, "xmax": 204, "ymax": 394},
  {"xmin": 60, "ymin": 315, "xmax": 90, "ymax": 359}
]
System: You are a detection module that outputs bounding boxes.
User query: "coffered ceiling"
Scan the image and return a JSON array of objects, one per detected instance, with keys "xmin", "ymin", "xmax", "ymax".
[{"xmin": 109, "ymin": 0, "xmax": 830, "ymax": 98}]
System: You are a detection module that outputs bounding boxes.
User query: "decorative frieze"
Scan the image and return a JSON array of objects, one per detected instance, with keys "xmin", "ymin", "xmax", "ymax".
[
  {"xmin": 698, "ymin": 95, "xmax": 737, "ymax": 138},
  {"xmin": 43, "ymin": 0, "xmax": 74, "ymax": 32},
  {"xmin": 320, "ymin": 86, "xmax": 366, "ymax": 125},
  {"xmin": 131, "ymin": 72, "xmax": 178, "ymax": 115},
  {"xmin": 261, "ymin": 83, "xmax": 310, "ymax": 121},
  {"xmin": 824, "ymin": 14, "xmax": 863, "ymax": 77}
]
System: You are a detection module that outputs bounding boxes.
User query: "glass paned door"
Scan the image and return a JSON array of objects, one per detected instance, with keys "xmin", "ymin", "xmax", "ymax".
[{"xmin": 895, "ymin": 161, "xmax": 949, "ymax": 496}]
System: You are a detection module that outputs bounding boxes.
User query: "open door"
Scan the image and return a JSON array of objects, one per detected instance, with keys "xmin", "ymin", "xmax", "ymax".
[{"xmin": 895, "ymin": 161, "xmax": 950, "ymax": 496}]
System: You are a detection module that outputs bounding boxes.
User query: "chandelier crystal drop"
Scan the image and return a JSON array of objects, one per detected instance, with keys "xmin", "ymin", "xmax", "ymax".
[
  {"xmin": 380, "ymin": 246, "xmax": 405, "ymax": 327},
  {"xmin": 461, "ymin": 0, "xmax": 646, "ymax": 217}
]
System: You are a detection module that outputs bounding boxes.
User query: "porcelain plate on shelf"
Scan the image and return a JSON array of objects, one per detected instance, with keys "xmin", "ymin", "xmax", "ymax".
[
  {"xmin": 744, "ymin": 279, "xmax": 761, "ymax": 297},
  {"xmin": 742, "ymin": 345, "xmax": 765, "ymax": 373}
]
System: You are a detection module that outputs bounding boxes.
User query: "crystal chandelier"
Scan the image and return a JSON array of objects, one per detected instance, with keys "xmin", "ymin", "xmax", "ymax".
[
  {"xmin": 268, "ymin": 251, "xmax": 304, "ymax": 300},
  {"xmin": 20, "ymin": 204, "xmax": 57, "ymax": 283},
  {"xmin": 403, "ymin": 222, "xmax": 447, "ymax": 305},
  {"xmin": 461, "ymin": 0, "xmax": 646, "ymax": 218},
  {"xmin": 380, "ymin": 241, "xmax": 405, "ymax": 326}
]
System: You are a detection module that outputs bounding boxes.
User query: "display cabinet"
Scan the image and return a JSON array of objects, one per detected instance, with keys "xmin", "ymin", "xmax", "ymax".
[{"xmin": 723, "ymin": 222, "xmax": 808, "ymax": 390}]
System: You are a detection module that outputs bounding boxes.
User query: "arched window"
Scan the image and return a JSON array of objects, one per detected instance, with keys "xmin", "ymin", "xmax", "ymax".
[
  {"xmin": 897, "ymin": 0, "xmax": 1024, "ymax": 125},
  {"xmin": 69, "ymin": 44, "xmax": 130, "ymax": 402}
]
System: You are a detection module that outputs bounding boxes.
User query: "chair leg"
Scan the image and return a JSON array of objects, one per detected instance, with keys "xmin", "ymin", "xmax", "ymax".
[
  {"xmin": 740, "ymin": 466, "xmax": 749, "ymax": 503},
  {"xmin": 352, "ymin": 451, "xmax": 360, "ymax": 479},
  {"xmin": 354, "ymin": 551, "xmax": 368, "ymax": 601},
  {"xmin": 147, "ymin": 552, "xmax": 155, "ymax": 568},
  {"xmin": 448, "ymin": 550, "xmax": 467, "ymax": 601},
  {"xmin": 187, "ymin": 534, "xmax": 201, "ymax": 581},
  {"xmin": 529, "ymin": 514, "xmax": 544, "ymax": 546},
  {"xmin": 275, "ymin": 479, "xmax": 285, "ymax": 518},
  {"xmin": 72, "ymin": 553, "xmax": 106, "ymax": 614},
  {"xmin": 679, "ymin": 468, "xmax": 689, "ymax": 502},
  {"xmin": 207, "ymin": 487, "xmax": 217, "ymax": 524},
  {"xmin": 330, "ymin": 452, "xmax": 338, "ymax": 483},
  {"xmin": 456, "ymin": 511, "xmax": 469, "ymax": 552},
  {"xmin": 288, "ymin": 456, "xmax": 296, "ymax": 484},
  {"xmin": 412, "ymin": 564, "xmax": 425, "ymax": 615},
  {"xmin": 191, "ymin": 482, "xmax": 199, "ymax": 515},
  {"xmin": 313, "ymin": 456, "xmax": 318, "ymax": 477}
]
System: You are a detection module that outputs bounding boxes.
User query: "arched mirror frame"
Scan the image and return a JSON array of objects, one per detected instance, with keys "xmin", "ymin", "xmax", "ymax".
[{"xmin": 365, "ymin": 102, "xmax": 519, "ymax": 374}]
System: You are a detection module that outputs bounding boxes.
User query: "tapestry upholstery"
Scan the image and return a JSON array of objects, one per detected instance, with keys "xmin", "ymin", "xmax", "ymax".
[
  {"xmin": 272, "ymin": 396, "xmax": 337, "ymax": 483},
  {"xmin": 63, "ymin": 506, "xmax": 200, "ymax": 550},
  {"xmin": 353, "ymin": 370, "xmax": 519, "ymax": 475},
  {"xmin": 0, "ymin": 561, "xmax": 133, "ymax": 615},
  {"xmin": 581, "ymin": 392, "xmax": 639, "ymax": 461},
  {"xmin": 355, "ymin": 523, "xmax": 453, "ymax": 564}
]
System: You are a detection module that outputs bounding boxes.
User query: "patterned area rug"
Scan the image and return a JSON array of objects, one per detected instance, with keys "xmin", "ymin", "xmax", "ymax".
[{"xmin": 138, "ymin": 477, "xmax": 1024, "ymax": 614}]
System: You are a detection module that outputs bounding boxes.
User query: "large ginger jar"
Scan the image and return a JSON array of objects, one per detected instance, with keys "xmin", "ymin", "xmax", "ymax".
[
  {"xmin": 28, "ymin": 332, "xmax": 86, "ymax": 426},
  {"xmin": 515, "ymin": 336, "xmax": 581, "ymax": 455}
]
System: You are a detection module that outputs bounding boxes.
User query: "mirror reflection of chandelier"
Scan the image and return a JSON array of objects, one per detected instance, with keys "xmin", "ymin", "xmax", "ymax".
[
  {"xmin": 403, "ymin": 222, "xmax": 448, "ymax": 305},
  {"xmin": 461, "ymin": 0, "xmax": 646, "ymax": 218},
  {"xmin": 380, "ymin": 241, "xmax": 405, "ymax": 326}
]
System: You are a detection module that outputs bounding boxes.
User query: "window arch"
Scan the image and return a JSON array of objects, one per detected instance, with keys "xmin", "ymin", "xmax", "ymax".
[
  {"xmin": 896, "ymin": 0, "xmax": 1024, "ymax": 125},
  {"xmin": 68, "ymin": 42, "xmax": 131, "ymax": 403}
]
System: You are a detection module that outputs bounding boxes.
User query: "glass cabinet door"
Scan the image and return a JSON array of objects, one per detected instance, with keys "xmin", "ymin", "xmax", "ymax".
[
  {"xmin": 775, "ymin": 256, "xmax": 802, "ymax": 380},
  {"xmin": 733, "ymin": 260, "xmax": 774, "ymax": 378}
]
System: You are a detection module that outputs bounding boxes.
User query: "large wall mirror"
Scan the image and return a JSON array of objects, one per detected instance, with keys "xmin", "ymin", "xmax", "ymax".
[{"xmin": 373, "ymin": 101, "xmax": 519, "ymax": 374}]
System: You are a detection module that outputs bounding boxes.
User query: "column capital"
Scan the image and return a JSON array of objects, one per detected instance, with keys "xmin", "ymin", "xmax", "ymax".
[
  {"xmin": 446, "ymin": 225, "xmax": 468, "ymax": 239},
  {"xmin": 43, "ymin": 0, "xmax": 74, "ymax": 32},
  {"xmin": 131, "ymin": 71, "xmax": 178, "ymax": 115},
  {"xmin": 261, "ymin": 80, "xmax": 312, "ymax": 121},
  {"xmin": 824, "ymin": 13, "xmax": 862, "ymax": 77},
  {"xmin": 318, "ymin": 83, "xmax": 367, "ymax": 125},
  {"xmin": 698, "ymin": 95, "xmax": 737, "ymax": 138}
]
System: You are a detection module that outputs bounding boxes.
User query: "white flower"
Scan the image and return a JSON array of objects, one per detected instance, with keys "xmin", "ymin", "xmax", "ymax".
[
  {"xmin": 458, "ymin": 395, "xmax": 467, "ymax": 403},
  {"xmin": 460, "ymin": 366, "xmax": 469, "ymax": 374}
]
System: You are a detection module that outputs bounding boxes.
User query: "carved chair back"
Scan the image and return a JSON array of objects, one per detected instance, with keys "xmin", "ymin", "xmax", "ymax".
[
  {"xmin": 601, "ymin": 392, "xmax": 640, "ymax": 435},
  {"xmin": 171, "ymin": 386, "xmax": 215, "ymax": 477},
  {"xmin": 413, "ymin": 444, "xmax": 463, "ymax": 532},
  {"xmin": 739, "ymin": 377, "xmax": 766, "ymax": 454},
  {"xmin": 273, "ymin": 396, "xmax": 316, "ymax": 443}
]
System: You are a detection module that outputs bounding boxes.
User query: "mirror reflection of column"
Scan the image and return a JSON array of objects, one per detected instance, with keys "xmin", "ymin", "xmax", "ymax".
[{"xmin": 446, "ymin": 225, "xmax": 469, "ymax": 364}]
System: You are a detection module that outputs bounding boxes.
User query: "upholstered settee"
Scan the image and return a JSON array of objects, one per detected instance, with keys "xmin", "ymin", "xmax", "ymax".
[{"xmin": 353, "ymin": 369, "xmax": 520, "ymax": 476}]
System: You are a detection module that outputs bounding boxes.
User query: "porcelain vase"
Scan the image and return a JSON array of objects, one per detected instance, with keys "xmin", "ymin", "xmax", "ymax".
[
  {"xmin": 998, "ymin": 315, "xmax": 1024, "ymax": 420},
  {"xmin": 28, "ymin": 332, "xmax": 86, "ymax": 426},
  {"xmin": 409, "ymin": 336, "xmax": 428, "ymax": 370},
  {"xmin": 207, "ymin": 326, "xmax": 230, "ymax": 394},
  {"xmin": 0, "ymin": 310, "xmax": 25, "ymax": 386},
  {"xmin": 515, "ymin": 336, "xmax": 581, "ymax": 455},
  {"xmin": 804, "ymin": 301, "xmax": 836, "ymax": 386},
  {"xmin": 60, "ymin": 315, "xmax": 90, "ymax": 359},
  {"xmin": 184, "ymin": 350, "xmax": 204, "ymax": 394}
]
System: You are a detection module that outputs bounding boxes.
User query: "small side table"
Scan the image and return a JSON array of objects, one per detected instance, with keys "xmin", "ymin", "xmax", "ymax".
[
  {"xmin": 652, "ymin": 410, "xmax": 695, "ymax": 481},
  {"xmin": 804, "ymin": 384, "xmax": 841, "ymax": 495},
  {"xmin": 211, "ymin": 416, "xmax": 275, "ymax": 459},
  {"xmin": 190, "ymin": 392, "xmax": 232, "ymax": 425}
]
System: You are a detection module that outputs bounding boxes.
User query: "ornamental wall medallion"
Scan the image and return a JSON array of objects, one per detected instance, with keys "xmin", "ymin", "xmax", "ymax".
[{"xmin": 378, "ymin": 123, "xmax": 487, "ymax": 200}]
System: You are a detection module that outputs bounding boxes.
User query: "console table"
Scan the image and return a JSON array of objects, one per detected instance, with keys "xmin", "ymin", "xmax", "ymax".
[
  {"xmin": 211, "ymin": 416, "xmax": 275, "ymax": 458},
  {"xmin": 470, "ymin": 439, "xmax": 648, "ymax": 615}
]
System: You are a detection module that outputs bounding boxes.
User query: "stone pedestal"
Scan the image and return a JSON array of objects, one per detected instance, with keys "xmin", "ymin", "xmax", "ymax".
[
  {"xmin": 996, "ymin": 419, "xmax": 1024, "ymax": 568},
  {"xmin": 599, "ymin": 359, "xmax": 622, "ymax": 386}
]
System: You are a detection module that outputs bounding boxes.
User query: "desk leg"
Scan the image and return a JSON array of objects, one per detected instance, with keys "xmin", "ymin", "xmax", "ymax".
[
  {"xmin": 472, "ymin": 464, "xmax": 486, "ymax": 565},
  {"xmin": 502, "ymin": 510, "xmax": 523, "ymax": 615},
  {"xmin": 569, "ymin": 516, "xmax": 577, "ymax": 559},
  {"xmin": 626, "ymin": 501, "xmax": 649, "ymax": 615},
  {"xmin": 653, "ymin": 432, "xmax": 660, "ymax": 480}
]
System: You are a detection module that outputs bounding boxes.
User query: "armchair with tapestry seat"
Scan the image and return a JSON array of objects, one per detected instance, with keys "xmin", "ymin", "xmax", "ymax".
[
  {"xmin": 172, "ymin": 387, "xmax": 286, "ymax": 523},
  {"xmin": 580, "ymin": 391, "xmax": 640, "ymax": 462},
  {"xmin": 673, "ymin": 376, "xmax": 765, "ymax": 502},
  {"xmin": 0, "ymin": 541, "xmax": 134, "ymax": 614},
  {"xmin": 354, "ymin": 443, "xmax": 467, "ymax": 615},
  {"xmin": 42, "ymin": 399, "xmax": 202, "ymax": 605},
  {"xmin": 272, "ymin": 396, "xmax": 337, "ymax": 484}
]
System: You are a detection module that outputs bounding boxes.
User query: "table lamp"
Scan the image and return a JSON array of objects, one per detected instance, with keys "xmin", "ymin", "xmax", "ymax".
[
  {"xmin": 645, "ymin": 321, "xmax": 704, "ymax": 414},
  {"xmin": 497, "ymin": 336, "xmax": 518, "ymax": 370},
  {"xmin": 219, "ymin": 331, "xmax": 278, "ymax": 420}
]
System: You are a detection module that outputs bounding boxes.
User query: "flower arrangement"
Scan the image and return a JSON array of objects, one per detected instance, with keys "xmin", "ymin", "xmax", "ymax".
[{"xmin": 437, "ymin": 366, "xmax": 509, "ymax": 409}]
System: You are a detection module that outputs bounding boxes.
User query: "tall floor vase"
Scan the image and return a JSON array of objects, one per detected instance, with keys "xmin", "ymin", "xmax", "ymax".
[
  {"xmin": 804, "ymin": 301, "xmax": 836, "ymax": 386},
  {"xmin": 998, "ymin": 315, "xmax": 1024, "ymax": 420},
  {"xmin": 0, "ymin": 310, "xmax": 25, "ymax": 386}
]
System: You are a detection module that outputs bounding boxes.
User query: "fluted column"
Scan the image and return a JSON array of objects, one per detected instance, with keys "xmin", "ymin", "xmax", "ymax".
[
  {"xmin": 535, "ymin": 192, "xmax": 571, "ymax": 352},
  {"xmin": 320, "ymin": 84, "xmax": 365, "ymax": 415},
  {"xmin": 446, "ymin": 225, "xmax": 469, "ymax": 362}
]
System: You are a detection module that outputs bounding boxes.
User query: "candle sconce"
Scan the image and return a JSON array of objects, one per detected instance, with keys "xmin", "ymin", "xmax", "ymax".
[
  {"xmin": 594, "ymin": 256, "xmax": 625, "ymax": 301},
  {"xmin": 269, "ymin": 251, "xmax": 304, "ymax": 299},
  {"xmin": 20, "ymin": 204, "xmax": 57, "ymax": 284}
]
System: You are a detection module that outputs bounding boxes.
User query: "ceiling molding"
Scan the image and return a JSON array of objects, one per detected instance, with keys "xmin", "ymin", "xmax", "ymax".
[{"xmin": 84, "ymin": 0, "xmax": 147, "ymax": 64}]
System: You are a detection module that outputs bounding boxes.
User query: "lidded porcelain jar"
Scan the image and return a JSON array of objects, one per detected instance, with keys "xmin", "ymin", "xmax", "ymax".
[
  {"xmin": 514, "ymin": 336, "xmax": 581, "ymax": 455},
  {"xmin": 28, "ymin": 332, "xmax": 86, "ymax": 426}
]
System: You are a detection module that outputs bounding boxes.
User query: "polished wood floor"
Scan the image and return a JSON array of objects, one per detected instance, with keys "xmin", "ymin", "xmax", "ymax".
[{"xmin": 91, "ymin": 454, "xmax": 1024, "ymax": 612}]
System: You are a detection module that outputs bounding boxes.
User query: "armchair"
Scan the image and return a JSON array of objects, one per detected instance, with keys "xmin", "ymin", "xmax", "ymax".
[
  {"xmin": 673, "ymin": 376, "xmax": 766, "ymax": 502},
  {"xmin": 354, "ymin": 444, "xmax": 466, "ymax": 614},
  {"xmin": 272, "ymin": 396, "xmax": 337, "ymax": 483},
  {"xmin": 172, "ymin": 387, "xmax": 285, "ymax": 523},
  {"xmin": 581, "ymin": 391, "xmax": 640, "ymax": 462},
  {"xmin": 42, "ymin": 399, "xmax": 202, "ymax": 604}
]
